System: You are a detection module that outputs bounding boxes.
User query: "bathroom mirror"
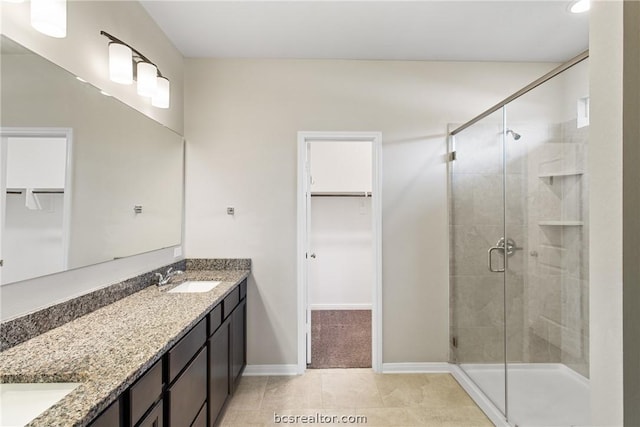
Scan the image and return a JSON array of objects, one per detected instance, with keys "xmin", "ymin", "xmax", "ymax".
[{"xmin": 0, "ymin": 35, "xmax": 183, "ymax": 285}]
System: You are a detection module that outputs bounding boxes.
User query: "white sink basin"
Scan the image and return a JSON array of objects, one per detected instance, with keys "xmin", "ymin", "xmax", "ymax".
[
  {"xmin": 167, "ymin": 281, "xmax": 221, "ymax": 293},
  {"xmin": 0, "ymin": 382, "xmax": 80, "ymax": 426}
]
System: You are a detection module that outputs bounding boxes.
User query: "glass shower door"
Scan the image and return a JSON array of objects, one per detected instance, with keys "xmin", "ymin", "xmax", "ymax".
[{"xmin": 449, "ymin": 108, "xmax": 508, "ymax": 417}]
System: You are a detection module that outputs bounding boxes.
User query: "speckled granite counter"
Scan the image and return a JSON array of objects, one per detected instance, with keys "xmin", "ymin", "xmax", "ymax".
[{"xmin": 0, "ymin": 268, "xmax": 249, "ymax": 427}]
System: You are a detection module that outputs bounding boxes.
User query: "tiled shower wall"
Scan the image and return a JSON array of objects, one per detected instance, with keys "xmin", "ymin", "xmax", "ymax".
[
  {"xmin": 525, "ymin": 119, "xmax": 589, "ymax": 377},
  {"xmin": 450, "ymin": 119, "xmax": 589, "ymax": 378}
]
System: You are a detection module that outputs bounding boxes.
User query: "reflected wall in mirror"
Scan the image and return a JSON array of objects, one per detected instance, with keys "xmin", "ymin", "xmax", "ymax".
[{"xmin": 0, "ymin": 35, "xmax": 184, "ymax": 285}]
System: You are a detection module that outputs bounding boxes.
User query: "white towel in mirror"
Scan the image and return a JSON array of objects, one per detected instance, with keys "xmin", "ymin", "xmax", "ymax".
[{"xmin": 25, "ymin": 188, "xmax": 42, "ymax": 210}]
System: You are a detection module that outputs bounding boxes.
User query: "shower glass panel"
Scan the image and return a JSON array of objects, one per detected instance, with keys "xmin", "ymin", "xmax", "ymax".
[
  {"xmin": 449, "ymin": 108, "xmax": 507, "ymax": 416},
  {"xmin": 504, "ymin": 59, "xmax": 590, "ymax": 427},
  {"xmin": 450, "ymin": 57, "xmax": 590, "ymax": 427}
]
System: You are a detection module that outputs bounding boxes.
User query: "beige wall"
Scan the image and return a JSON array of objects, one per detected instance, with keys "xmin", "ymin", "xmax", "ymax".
[
  {"xmin": 589, "ymin": 0, "xmax": 624, "ymax": 424},
  {"xmin": 184, "ymin": 59, "xmax": 555, "ymax": 365},
  {"xmin": 0, "ymin": 0, "xmax": 184, "ymax": 134}
]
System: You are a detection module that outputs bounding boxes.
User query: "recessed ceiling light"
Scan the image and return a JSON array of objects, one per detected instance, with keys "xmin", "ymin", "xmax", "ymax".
[{"xmin": 570, "ymin": 0, "xmax": 590, "ymax": 13}]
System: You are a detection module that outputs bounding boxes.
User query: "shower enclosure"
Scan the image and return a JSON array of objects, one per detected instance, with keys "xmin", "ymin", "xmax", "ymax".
[{"xmin": 449, "ymin": 54, "xmax": 590, "ymax": 427}]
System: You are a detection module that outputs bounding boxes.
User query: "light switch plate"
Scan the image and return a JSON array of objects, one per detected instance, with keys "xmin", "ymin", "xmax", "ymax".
[{"xmin": 173, "ymin": 246, "xmax": 182, "ymax": 258}]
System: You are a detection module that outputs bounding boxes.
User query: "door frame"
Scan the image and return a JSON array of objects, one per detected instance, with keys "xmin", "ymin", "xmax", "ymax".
[
  {"xmin": 0, "ymin": 127, "xmax": 74, "ymax": 278},
  {"xmin": 296, "ymin": 131, "xmax": 383, "ymax": 374}
]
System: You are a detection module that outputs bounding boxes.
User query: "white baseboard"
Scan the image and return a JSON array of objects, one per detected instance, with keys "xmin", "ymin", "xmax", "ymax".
[
  {"xmin": 381, "ymin": 362, "xmax": 451, "ymax": 373},
  {"xmin": 243, "ymin": 364, "xmax": 299, "ymax": 376},
  {"xmin": 309, "ymin": 304, "xmax": 372, "ymax": 310}
]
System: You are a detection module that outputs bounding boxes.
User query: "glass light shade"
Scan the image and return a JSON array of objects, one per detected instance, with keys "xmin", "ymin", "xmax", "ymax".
[
  {"xmin": 31, "ymin": 0, "xmax": 67, "ymax": 38},
  {"xmin": 136, "ymin": 62, "xmax": 158, "ymax": 97},
  {"xmin": 151, "ymin": 77, "xmax": 170, "ymax": 109},
  {"xmin": 108, "ymin": 43, "xmax": 133, "ymax": 84},
  {"xmin": 570, "ymin": 0, "xmax": 590, "ymax": 13}
]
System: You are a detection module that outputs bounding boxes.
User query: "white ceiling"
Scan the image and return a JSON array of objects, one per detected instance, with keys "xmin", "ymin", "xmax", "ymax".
[{"xmin": 141, "ymin": 1, "xmax": 589, "ymax": 62}]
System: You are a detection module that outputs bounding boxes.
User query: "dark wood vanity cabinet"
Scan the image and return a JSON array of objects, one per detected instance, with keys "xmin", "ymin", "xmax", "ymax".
[
  {"xmin": 87, "ymin": 279, "xmax": 247, "ymax": 427},
  {"xmin": 88, "ymin": 398, "xmax": 121, "ymax": 427},
  {"xmin": 231, "ymin": 298, "xmax": 247, "ymax": 388},
  {"xmin": 209, "ymin": 279, "xmax": 247, "ymax": 426},
  {"xmin": 208, "ymin": 317, "xmax": 230, "ymax": 426}
]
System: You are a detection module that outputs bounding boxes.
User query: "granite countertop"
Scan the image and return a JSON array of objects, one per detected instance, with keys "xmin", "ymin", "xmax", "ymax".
[{"xmin": 0, "ymin": 269, "xmax": 249, "ymax": 427}]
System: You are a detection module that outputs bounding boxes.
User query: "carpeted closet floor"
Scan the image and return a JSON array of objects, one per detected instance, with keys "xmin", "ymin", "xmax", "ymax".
[{"xmin": 309, "ymin": 310, "xmax": 371, "ymax": 369}]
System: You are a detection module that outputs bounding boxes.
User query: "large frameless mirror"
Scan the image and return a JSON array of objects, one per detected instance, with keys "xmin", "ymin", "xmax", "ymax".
[{"xmin": 0, "ymin": 35, "xmax": 184, "ymax": 287}]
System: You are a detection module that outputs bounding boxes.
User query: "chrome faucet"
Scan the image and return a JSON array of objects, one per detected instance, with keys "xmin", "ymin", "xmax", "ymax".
[{"xmin": 155, "ymin": 267, "xmax": 184, "ymax": 286}]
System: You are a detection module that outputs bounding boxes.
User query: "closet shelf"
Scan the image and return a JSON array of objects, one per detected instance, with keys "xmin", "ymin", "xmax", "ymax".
[{"xmin": 538, "ymin": 220, "xmax": 583, "ymax": 226}]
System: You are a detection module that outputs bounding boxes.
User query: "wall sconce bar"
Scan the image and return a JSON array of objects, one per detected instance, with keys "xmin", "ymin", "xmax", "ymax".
[{"xmin": 100, "ymin": 30, "xmax": 170, "ymax": 108}]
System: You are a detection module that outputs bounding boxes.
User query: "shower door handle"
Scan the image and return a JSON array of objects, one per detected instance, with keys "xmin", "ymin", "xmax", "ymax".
[{"xmin": 488, "ymin": 246, "xmax": 505, "ymax": 273}]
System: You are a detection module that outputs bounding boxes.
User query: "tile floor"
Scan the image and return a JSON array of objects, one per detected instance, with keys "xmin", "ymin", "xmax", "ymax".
[{"xmin": 220, "ymin": 369, "xmax": 493, "ymax": 426}]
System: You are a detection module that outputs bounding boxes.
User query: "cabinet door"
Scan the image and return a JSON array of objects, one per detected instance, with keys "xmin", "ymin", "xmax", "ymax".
[
  {"xmin": 89, "ymin": 399, "xmax": 120, "ymax": 427},
  {"xmin": 209, "ymin": 319, "xmax": 230, "ymax": 426},
  {"xmin": 231, "ymin": 298, "xmax": 246, "ymax": 386},
  {"xmin": 168, "ymin": 347, "xmax": 207, "ymax": 427},
  {"xmin": 137, "ymin": 399, "xmax": 163, "ymax": 427}
]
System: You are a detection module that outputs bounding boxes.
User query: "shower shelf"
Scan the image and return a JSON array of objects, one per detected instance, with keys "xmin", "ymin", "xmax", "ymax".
[
  {"xmin": 538, "ymin": 171, "xmax": 584, "ymax": 178},
  {"xmin": 538, "ymin": 220, "xmax": 584, "ymax": 226}
]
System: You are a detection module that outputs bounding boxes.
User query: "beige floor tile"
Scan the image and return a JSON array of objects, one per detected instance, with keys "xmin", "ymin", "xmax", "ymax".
[
  {"xmin": 226, "ymin": 376, "xmax": 268, "ymax": 410},
  {"xmin": 353, "ymin": 407, "xmax": 420, "ymax": 426},
  {"xmin": 375, "ymin": 373, "xmax": 477, "ymax": 408},
  {"xmin": 223, "ymin": 371, "xmax": 492, "ymax": 426},
  {"xmin": 321, "ymin": 372, "xmax": 384, "ymax": 408},
  {"xmin": 261, "ymin": 374, "xmax": 324, "ymax": 410}
]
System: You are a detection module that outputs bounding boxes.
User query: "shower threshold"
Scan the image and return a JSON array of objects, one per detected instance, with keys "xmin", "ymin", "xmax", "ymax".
[{"xmin": 452, "ymin": 363, "xmax": 590, "ymax": 427}]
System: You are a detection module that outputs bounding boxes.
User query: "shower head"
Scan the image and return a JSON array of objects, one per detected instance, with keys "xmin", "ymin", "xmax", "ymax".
[{"xmin": 507, "ymin": 129, "xmax": 521, "ymax": 140}]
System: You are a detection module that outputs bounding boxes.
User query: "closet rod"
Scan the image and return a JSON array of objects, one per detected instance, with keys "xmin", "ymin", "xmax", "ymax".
[
  {"xmin": 6, "ymin": 190, "xmax": 65, "ymax": 194},
  {"xmin": 311, "ymin": 192, "xmax": 372, "ymax": 197}
]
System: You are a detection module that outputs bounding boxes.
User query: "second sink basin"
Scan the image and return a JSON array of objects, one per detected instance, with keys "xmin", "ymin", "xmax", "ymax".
[
  {"xmin": 0, "ymin": 382, "xmax": 80, "ymax": 426},
  {"xmin": 167, "ymin": 281, "xmax": 221, "ymax": 293}
]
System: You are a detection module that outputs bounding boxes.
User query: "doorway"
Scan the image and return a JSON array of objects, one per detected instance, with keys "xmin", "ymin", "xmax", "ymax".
[
  {"xmin": 0, "ymin": 128, "xmax": 73, "ymax": 285},
  {"xmin": 297, "ymin": 131, "xmax": 382, "ymax": 373}
]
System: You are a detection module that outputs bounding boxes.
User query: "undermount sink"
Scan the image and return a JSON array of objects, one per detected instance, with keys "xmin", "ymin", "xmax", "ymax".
[
  {"xmin": 167, "ymin": 281, "xmax": 221, "ymax": 293},
  {"xmin": 0, "ymin": 382, "xmax": 80, "ymax": 426}
]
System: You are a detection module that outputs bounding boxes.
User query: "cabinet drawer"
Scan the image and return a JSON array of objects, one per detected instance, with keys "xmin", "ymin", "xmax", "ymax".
[
  {"xmin": 223, "ymin": 288, "xmax": 240, "ymax": 319},
  {"xmin": 240, "ymin": 279, "xmax": 247, "ymax": 300},
  {"xmin": 209, "ymin": 304, "xmax": 223, "ymax": 336},
  {"xmin": 168, "ymin": 318, "xmax": 206, "ymax": 383},
  {"xmin": 130, "ymin": 360, "xmax": 163, "ymax": 426},
  {"xmin": 89, "ymin": 398, "xmax": 120, "ymax": 427},
  {"xmin": 169, "ymin": 347, "xmax": 207, "ymax": 427},
  {"xmin": 191, "ymin": 403, "xmax": 207, "ymax": 427},
  {"xmin": 137, "ymin": 399, "xmax": 163, "ymax": 427}
]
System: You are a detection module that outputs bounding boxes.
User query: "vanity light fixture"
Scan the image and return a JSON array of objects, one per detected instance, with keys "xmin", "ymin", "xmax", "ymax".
[
  {"xmin": 100, "ymin": 31, "xmax": 170, "ymax": 108},
  {"xmin": 569, "ymin": 0, "xmax": 590, "ymax": 13},
  {"xmin": 31, "ymin": 0, "xmax": 67, "ymax": 38}
]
